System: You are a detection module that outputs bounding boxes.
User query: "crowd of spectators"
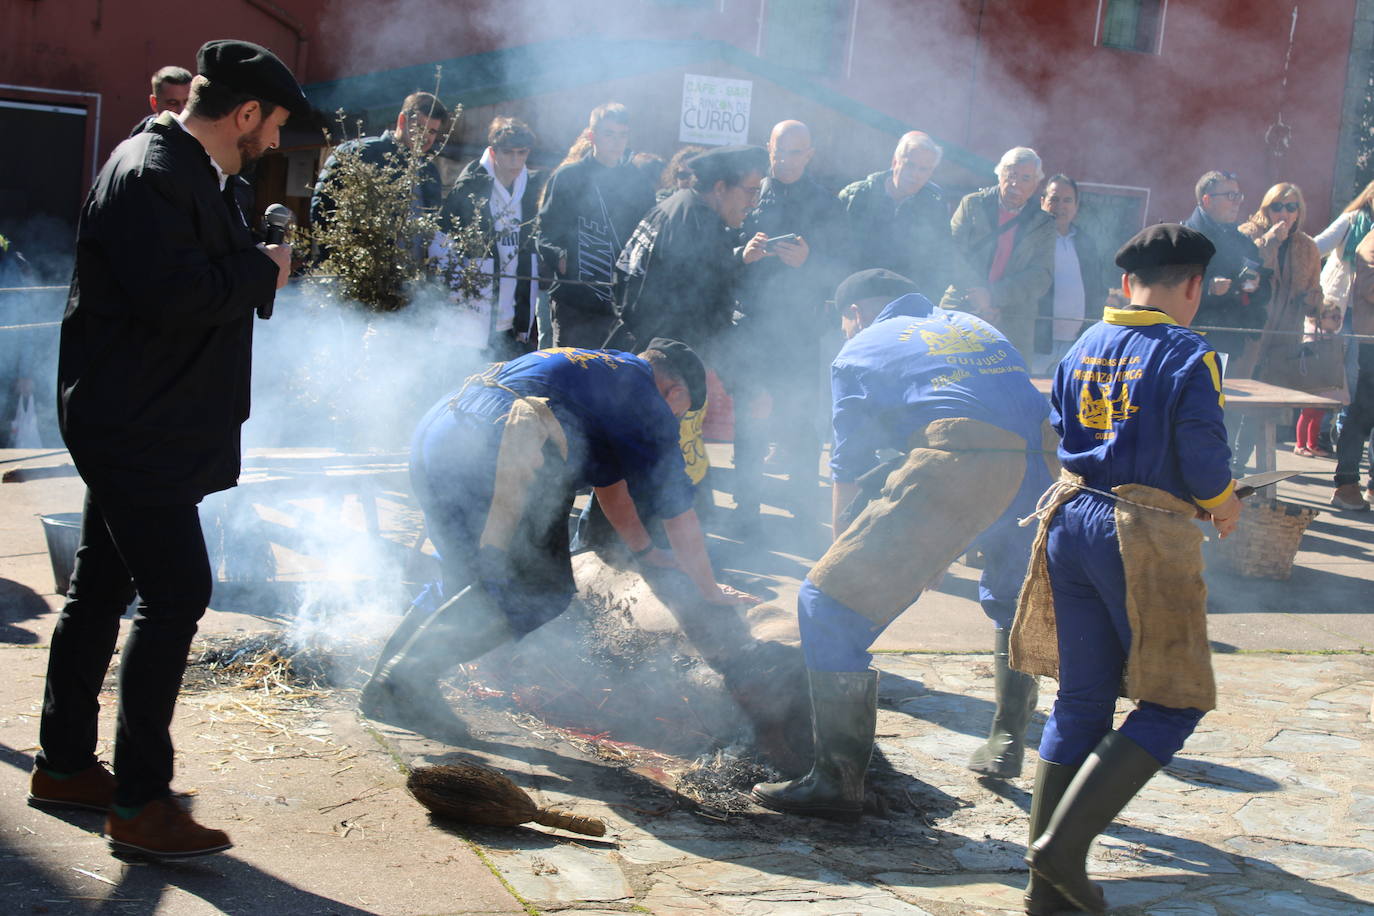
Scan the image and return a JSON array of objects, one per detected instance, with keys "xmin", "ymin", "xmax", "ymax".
[
  {"xmin": 368, "ymin": 98, "xmax": 1362, "ymax": 516},
  {"xmin": 7, "ymin": 65, "xmax": 1374, "ymax": 511}
]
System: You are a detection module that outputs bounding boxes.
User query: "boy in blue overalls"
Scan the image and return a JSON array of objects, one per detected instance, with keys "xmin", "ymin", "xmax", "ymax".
[{"xmin": 1014, "ymin": 225, "xmax": 1241, "ymax": 915}]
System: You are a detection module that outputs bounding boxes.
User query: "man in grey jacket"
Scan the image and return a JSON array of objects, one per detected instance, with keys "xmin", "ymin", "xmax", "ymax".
[{"xmin": 941, "ymin": 147, "xmax": 1056, "ymax": 359}]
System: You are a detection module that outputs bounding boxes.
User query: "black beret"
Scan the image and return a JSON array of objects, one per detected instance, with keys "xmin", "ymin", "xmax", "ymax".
[
  {"xmin": 1115, "ymin": 223, "xmax": 1216, "ymax": 273},
  {"xmin": 834, "ymin": 269, "xmax": 919, "ymax": 308},
  {"xmin": 644, "ymin": 337, "xmax": 707, "ymax": 412},
  {"xmin": 197, "ymin": 40, "xmax": 312, "ymax": 120}
]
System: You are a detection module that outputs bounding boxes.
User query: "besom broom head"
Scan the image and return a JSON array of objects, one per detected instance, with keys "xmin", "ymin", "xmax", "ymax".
[{"xmin": 407, "ymin": 764, "xmax": 606, "ymax": 837}]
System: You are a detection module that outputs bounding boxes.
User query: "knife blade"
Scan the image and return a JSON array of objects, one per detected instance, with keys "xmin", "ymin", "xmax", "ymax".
[{"xmin": 1234, "ymin": 470, "xmax": 1300, "ymax": 499}]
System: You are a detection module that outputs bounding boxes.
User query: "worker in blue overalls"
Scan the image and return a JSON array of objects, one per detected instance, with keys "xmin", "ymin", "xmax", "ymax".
[
  {"xmin": 750, "ymin": 269, "xmax": 1056, "ymax": 820},
  {"xmin": 360, "ymin": 340, "xmax": 742, "ymax": 736},
  {"xmin": 1012, "ymin": 224, "xmax": 1241, "ymax": 915}
]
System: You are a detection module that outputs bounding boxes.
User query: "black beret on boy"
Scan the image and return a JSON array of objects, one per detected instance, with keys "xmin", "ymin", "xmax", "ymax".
[
  {"xmin": 1115, "ymin": 223, "xmax": 1216, "ymax": 273},
  {"xmin": 834, "ymin": 268, "xmax": 919, "ymax": 308}
]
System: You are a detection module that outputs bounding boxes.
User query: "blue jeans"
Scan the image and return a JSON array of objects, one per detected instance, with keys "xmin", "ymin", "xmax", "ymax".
[
  {"xmin": 1037, "ymin": 494, "xmax": 1205, "ymax": 767},
  {"xmin": 1335, "ymin": 344, "xmax": 1374, "ymax": 487}
]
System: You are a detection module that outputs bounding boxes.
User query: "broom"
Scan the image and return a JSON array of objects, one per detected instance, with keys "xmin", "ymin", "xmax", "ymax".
[{"xmin": 407, "ymin": 763, "xmax": 606, "ymax": 837}]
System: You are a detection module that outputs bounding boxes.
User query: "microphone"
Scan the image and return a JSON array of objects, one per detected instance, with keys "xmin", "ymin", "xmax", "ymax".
[
  {"xmin": 258, "ymin": 204, "xmax": 294, "ymax": 319},
  {"xmin": 263, "ymin": 203, "xmax": 293, "ymax": 244}
]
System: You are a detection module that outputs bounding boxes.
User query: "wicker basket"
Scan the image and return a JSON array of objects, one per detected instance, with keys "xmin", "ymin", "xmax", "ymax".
[{"xmin": 1213, "ymin": 499, "xmax": 1318, "ymax": 580}]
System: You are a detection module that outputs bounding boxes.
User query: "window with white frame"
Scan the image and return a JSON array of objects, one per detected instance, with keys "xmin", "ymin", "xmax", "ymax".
[{"xmin": 1096, "ymin": 0, "xmax": 1167, "ymax": 55}]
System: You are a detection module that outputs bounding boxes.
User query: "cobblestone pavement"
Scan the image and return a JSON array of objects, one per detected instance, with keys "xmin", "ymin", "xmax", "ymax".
[
  {"xmin": 4, "ymin": 446, "xmax": 1374, "ymax": 915},
  {"xmin": 371, "ymin": 650, "xmax": 1374, "ymax": 916}
]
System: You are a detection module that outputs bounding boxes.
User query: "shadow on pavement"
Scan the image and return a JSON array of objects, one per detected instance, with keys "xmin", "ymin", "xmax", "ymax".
[
  {"xmin": 88, "ymin": 854, "xmax": 384, "ymax": 916},
  {"xmin": 0, "ymin": 577, "xmax": 48, "ymax": 645}
]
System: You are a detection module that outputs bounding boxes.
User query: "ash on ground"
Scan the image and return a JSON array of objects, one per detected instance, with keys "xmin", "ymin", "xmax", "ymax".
[{"xmin": 676, "ymin": 749, "xmax": 778, "ymax": 816}]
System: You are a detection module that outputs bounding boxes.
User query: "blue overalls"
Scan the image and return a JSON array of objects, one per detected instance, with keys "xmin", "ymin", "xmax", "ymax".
[
  {"xmin": 798, "ymin": 294, "xmax": 1053, "ymax": 672},
  {"xmin": 410, "ymin": 348, "xmax": 696, "ymax": 636},
  {"xmin": 1040, "ymin": 307, "xmax": 1234, "ymax": 767}
]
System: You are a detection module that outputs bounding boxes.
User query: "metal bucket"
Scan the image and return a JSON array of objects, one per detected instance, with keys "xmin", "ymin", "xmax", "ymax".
[{"xmin": 39, "ymin": 512, "xmax": 83, "ymax": 596}]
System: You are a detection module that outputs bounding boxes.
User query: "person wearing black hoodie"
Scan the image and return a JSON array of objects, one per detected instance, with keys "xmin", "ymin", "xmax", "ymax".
[{"xmin": 535, "ymin": 103, "xmax": 655, "ymax": 348}]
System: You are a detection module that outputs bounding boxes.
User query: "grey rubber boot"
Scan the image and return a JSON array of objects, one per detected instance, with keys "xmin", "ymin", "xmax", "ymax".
[
  {"xmin": 1024, "ymin": 758, "xmax": 1082, "ymax": 915},
  {"xmin": 1026, "ymin": 731, "xmax": 1162, "ymax": 914},
  {"xmin": 968, "ymin": 628, "xmax": 1039, "ymax": 778},
  {"xmin": 749, "ymin": 668, "xmax": 878, "ymax": 821},
  {"xmin": 359, "ymin": 585, "xmax": 513, "ymax": 740}
]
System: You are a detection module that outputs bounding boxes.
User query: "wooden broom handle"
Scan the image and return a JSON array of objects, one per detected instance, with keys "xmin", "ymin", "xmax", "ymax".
[{"xmin": 533, "ymin": 806, "xmax": 606, "ymax": 837}]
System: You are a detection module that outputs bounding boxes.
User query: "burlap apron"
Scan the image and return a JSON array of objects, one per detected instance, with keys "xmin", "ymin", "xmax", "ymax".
[
  {"xmin": 472, "ymin": 385, "xmax": 569, "ymax": 553},
  {"xmin": 810, "ymin": 417, "xmax": 1030, "ymax": 627},
  {"xmin": 1009, "ymin": 472, "xmax": 1216, "ymax": 712}
]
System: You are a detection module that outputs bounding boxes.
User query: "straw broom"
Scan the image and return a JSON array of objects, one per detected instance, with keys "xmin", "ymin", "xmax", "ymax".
[{"xmin": 407, "ymin": 764, "xmax": 606, "ymax": 837}]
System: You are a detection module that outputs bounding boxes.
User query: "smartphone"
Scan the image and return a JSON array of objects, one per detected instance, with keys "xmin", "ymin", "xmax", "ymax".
[{"xmin": 762, "ymin": 233, "xmax": 799, "ymax": 250}]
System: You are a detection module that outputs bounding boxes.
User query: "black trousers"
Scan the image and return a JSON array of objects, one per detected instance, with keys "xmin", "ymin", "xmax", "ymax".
[
  {"xmin": 1336, "ymin": 343, "xmax": 1374, "ymax": 487},
  {"xmin": 37, "ymin": 489, "xmax": 212, "ymax": 807},
  {"xmin": 549, "ymin": 298, "xmax": 615, "ymax": 350}
]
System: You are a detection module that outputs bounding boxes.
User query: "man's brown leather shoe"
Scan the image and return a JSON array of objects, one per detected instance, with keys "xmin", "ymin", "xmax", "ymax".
[
  {"xmin": 28, "ymin": 762, "xmax": 116, "ymax": 813},
  {"xmin": 105, "ymin": 798, "xmax": 232, "ymax": 859}
]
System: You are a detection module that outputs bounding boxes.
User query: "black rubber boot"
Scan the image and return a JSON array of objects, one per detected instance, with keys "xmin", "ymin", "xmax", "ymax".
[
  {"xmin": 365, "ymin": 592, "xmax": 444, "ymax": 687},
  {"xmin": 1026, "ymin": 731, "xmax": 1162, "ymax": 914},
  {"xmin": 1024, "ymin": 758, "xmax": 1081, "ymax": 915},
  {"xmin": 359, "ymin": 585, "xmax": 512, "ymax": 740},
  {"xmin": 969, "ymin": 628, "xmax": 1038, "ymax": 778},
  {"xmin": 749, "ymin": 668, "xmax": 878, "ymax": 821}
]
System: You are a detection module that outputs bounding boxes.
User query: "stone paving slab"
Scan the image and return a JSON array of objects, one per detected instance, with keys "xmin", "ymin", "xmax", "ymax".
[
  {"xmin": 5, "ymin": 443, "xmax": 1374, "ymax": 915},
  {"xmin": 365, "ymin": 651, "xmax": 1374, "ymax": 916}
]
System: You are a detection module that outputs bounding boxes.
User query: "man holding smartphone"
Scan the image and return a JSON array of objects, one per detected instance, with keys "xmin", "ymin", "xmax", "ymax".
[{"xmin": 735, "ymin": 121, "xmax": 849, "ymax": 524}]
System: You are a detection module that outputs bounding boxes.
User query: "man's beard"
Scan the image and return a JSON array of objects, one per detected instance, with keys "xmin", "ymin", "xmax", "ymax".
[{"xmin": 237, "ymin": 126, "xmax": 268, "ymax": 172}]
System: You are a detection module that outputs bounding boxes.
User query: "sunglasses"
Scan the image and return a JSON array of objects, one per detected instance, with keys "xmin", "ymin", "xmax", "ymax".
[
  {"xmin": 1268, "ymin": 201, "xmax": 1300, "ymax": 213},
  {"xmin": 1207, "ymin": 191, "xmax": 1244, "ymax": 201}
]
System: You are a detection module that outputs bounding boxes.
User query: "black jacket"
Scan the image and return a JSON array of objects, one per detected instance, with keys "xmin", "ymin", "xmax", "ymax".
[
  {"xmin": 535, "ymin": 156, "xmax": 655, "ymax": 319},
  {"xmin": 308, "ymin": 130, "xmax": 444, "ymax": 230},
  {"xmin": 739, "ymin": 174, "xmax": 850, "ymax": 342},
  {"xmin": 1183, "ymin": 205, "xmax": 1270, "ymax": 358},
  {"xmin": 838, "ymin": 169, "xmax": 955, "ymax": 300},
  {"xmin": 441, "ymin": 158, "xmax": 547, "ymax": 339},
  {"xmin": 608, "ymin": 189, "xmax": 743, "ymax": 366},
  {"xmin": 57, "ymin": 112, "xmax": 279, "ymax": 505}
]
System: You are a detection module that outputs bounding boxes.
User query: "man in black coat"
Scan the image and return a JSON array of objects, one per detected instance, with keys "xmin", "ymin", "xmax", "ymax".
[
  {"xmin": 838, "ymin": 131, "xmax": 956, "ymax": 301},
  {"xmin": 34, "ymin": 40, "xmax": 306, "ymax": 860},
  {"xmin": 308, "ymin": 91, "xmax": 448, "ymax": 234},
  {"xmin": 609, "ymin": 146, "xmax": 770, "ymax": 370},
  {"xmin": 1182, "ymin": 170, "xmax": 1270, "ymax": 369},
  {"xmin": 735, "ymin": 121, "xmax": 849, "ymax": 520}
]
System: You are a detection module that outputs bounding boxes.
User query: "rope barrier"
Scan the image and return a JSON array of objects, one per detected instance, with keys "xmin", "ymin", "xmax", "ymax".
[{"xmin": 1, "ymin": 282, "xmax": 1371, "ymax": 340}]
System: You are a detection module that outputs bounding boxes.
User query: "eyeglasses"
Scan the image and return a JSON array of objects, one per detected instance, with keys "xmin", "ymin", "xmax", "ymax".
[
  {"xmin": 1207, "ymin": 191, "xmax": 1244, "ymax": 201},
  {"xmin": 1268, "ymin": 201, "xmax": 1300, "ymax": 213}
]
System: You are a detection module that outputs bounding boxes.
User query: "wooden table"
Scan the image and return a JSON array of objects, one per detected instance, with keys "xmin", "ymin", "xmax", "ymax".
[{"xmin": 1031, "ymin": 377, "xmax": 1339, "ymax": 497}]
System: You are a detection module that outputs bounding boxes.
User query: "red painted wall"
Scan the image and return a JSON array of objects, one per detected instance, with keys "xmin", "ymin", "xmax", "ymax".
[{"xmin": 0, "ymin": 0, "xmax": 1355, "ymax": 229}]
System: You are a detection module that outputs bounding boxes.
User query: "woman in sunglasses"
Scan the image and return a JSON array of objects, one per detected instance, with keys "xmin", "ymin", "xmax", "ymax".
[{"xmin": 1239, "ymin": 184, "xmax": 1328, "ymax": 451}]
